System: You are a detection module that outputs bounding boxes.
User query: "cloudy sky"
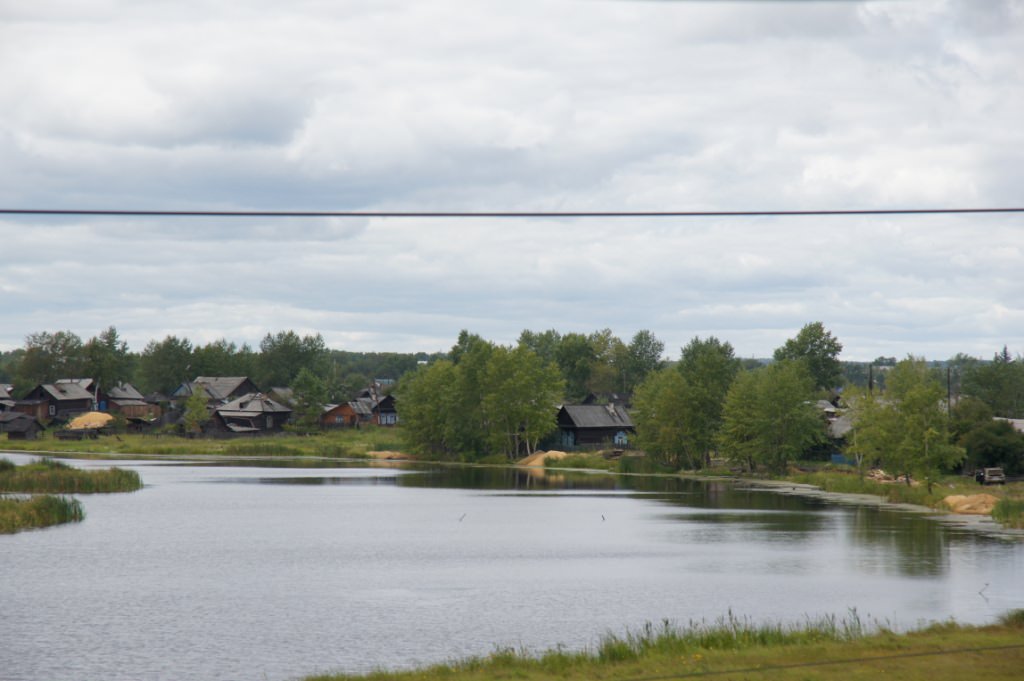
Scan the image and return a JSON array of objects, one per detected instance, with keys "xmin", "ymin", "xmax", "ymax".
[{"xmin": 1, "ymin": 0, "xmax": 1022, "ymax": 361}]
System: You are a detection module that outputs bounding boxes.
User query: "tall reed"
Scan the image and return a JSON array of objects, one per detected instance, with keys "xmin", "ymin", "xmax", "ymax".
[
  {"xmin": 0, "ymin": 458, "xmax": 143, "ymax": 493},
  {"xmin": 0, "ymin": 495, "xmax": 85, "ymax": 533}
]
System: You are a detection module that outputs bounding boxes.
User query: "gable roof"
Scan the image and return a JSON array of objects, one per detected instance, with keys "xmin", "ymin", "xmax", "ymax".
[
  {"xmin": 39, "ymin": 382, "xmax": 95, "ymax": 402},
  {"xmin": 560, "ymin": 404, "xmax": 634, "ymax": 430},
  {"xmin": 0, "ymin": 412, "xmax": 45, "ymax": 432},
  {"xmin": 215, "ymin": 392, "xmax": 292, "ymax": 417},
  {"xmin": 107, "ymin": 383, "xmax": 145, "ymax": 401},
  {"xmin": 193, "ymin": 377, "xmax": 256, "ymax": 400}
]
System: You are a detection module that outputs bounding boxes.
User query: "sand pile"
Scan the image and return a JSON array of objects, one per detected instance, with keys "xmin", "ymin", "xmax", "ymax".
[
  {"xmin": 366, "ymin": 450, "xmax": 410, "ymax": 460},
  {"xmin": 942, "ymin": 494, "xmax": 1000, "ymax": 515},
  {"xmin": 517, "ymin": 450, "xmax": 569, "ymax": 467},
  {"xmin": 67, "ymin": 412, "xmax": 114, "ymax": 429}
]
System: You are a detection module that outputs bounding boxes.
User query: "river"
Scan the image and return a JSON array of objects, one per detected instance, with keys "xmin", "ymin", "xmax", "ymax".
[{"xmin": 1, "ymin": 454, "xmax": 1022, "ymax": 681}]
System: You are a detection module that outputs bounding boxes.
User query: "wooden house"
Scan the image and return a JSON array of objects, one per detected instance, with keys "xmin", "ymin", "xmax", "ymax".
[
  {"xmin": 172, "ymin": 377, "xmax": 261, "ymax": 405},
  {"xmin": 320, "ymin": 400, "xmax": 374, "ymax": 428},
  {"xmin": 556, "ymin": 404, "xmax": 634, "ymax": 449},
  {"xmin": 0, "ymin": 412, "xmax": 45, "ymax": 440},
  {"xmin": 100, "ymin": 383, "xmax": 161, "ymax": 420},
  {"xmin": 213, "ymin": 392, "xmax": 292, "ymax": 433},
  {"xmin": 16, "ymin": 381, "xmax": 95, "ymax": 422}
]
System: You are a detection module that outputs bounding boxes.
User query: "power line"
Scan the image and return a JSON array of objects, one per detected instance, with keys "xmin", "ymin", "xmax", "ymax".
[{"xmin": 1, "ymin": 207, "xmax": 1024, "ymax": 218}]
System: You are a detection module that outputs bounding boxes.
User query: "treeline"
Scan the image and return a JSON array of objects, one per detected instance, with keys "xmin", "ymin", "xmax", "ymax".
[
  {"xmin": 634, "ymin": 324, "xmax": 1024, "ymax": 480},
  {"xmin": 399, "ymin": 329, "xmax": 666, "ymax": 460},
  {"xmin": 0, "ymin": 327, "xmax": 444, "ymax": 402}
]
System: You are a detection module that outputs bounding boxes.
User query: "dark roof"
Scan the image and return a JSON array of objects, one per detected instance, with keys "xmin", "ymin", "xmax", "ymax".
[
  {"xmin": 193, "ymin": 377, "xmax": 257, "ymax": 401},
  {"xmin": 0, "ymin": 412, "xmax": 45, "ymax": 432},
  {"xmin": 40, "ymin": 382, "xmax": 94, "ymax": 402},
  {"xmin": 561, "ymin": 404, "xmax": 634, "ymax": 429},
  {"xmin": 107, "ymin": 383, "xmax": 145, "ymax": 400},
  {"xmin": 215, "ymin": 392, "xmax": 293, "ymax": 417}
]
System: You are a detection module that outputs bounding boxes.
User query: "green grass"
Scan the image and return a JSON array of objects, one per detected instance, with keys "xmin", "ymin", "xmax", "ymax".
[
  {"xmin": 0, "ymin": 427, "xmax": 402, "ymax": 460},
  {"xmin": 545, "ymin": 452, "xmax": 617, "ymax": 471},
  {"xmin": 0, "ymin": 457, "xmax": 143, "ymax": 493},
  {"xmin": 0, "ymin": 495, "xmax": 85, "ymax": 534},
  {"xmin": 303, "ymin": 611, "xmax": 1024, "ymax": 681},
  {"xmin": 992, "ymin": 498, "xmax": 1024, "ymax": 528}
]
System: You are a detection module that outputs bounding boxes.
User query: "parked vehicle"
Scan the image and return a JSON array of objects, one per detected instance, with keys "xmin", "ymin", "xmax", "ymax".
[{"xmin": 975, "ymin": 467, "xmax": 1006, "ymax": 485}]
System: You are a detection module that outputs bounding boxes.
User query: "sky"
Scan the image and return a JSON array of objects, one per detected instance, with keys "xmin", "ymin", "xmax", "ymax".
[{"xmin": 1, "ymin": 0, "xmax": 1022, "ymax": 362}]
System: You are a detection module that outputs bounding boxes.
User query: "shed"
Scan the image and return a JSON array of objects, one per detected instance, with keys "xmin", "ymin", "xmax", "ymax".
[{"xmin": 0, "ymin": 412, "xmax": 45, "ymax": 440}]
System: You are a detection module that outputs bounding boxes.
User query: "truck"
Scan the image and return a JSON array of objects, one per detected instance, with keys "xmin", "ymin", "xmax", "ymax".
[{"xmin": 974, "ymin": 467, "xmax": 1006, "ymax": 485}]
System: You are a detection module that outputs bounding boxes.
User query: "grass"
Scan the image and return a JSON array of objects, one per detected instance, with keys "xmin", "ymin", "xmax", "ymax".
[
  {"xmin": 0, "ymin": 494, "xmax": 85, "ymax": 534},
  {"xmin": 0, "ymin": 427, "xmax": 402, "ymax": 460},
  {"xmin": 0, "ymin": 457, "xmax": 143, "ymax": 494},
  {"xmin": 303, "ymin": 611, "xmax": 1024, "ymax": 681},
  {"xmin": 992, "ymin": 498, "xmax": 1024, "ymax": 528},
  {"xmin": 545, "ymin": 452, "xmax": 618, "ymax": 471}
]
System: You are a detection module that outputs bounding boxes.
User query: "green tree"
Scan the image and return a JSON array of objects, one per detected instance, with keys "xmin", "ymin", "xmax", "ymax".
[
  {"xmin": 677, "ymin": 336, "xmax": 742, "ymax": 466},
  {"xmin": 517, "ymin": 329, "xmax": 562, "ymax": 366},
  {"xmin": 586, "ymin": 328, "xmax": 627, "ymax": 395},
  {"xmin": 192, "ymin": 339, "xmax": 255, "ymax": 379},
  {"xmin": 82, "ymin": 326, "xmax": 134, "ymax": 391},
  {"xmin": 138, "ymin": 335, "xmax": 194, "ymax": 394},
  {"xmin": 850, "ymin": 357, "xmax": 964, "ymax": 491},
  {"xmin": 959, "ymin": 420, "xmax": 1024, "ymax": 476},
  {"xmin": 481, "ymin": 345, "xmax": 564, "ymax": 459},
  {"xmin": 961, "ymin": 346, "xmax": 1024, "ymax": 417},
  {"xmin": 257, "ymin": 331, "xmax": 327, "ymax": 388},
  {"xmin": 183, "ymin": 389, "xmax": 211, "ymax": 436},
  {"xmin": 622, "ymin": 329, "xmax": 665, "ymax": 394},
  {"xmin": 289, "ymin": 367, "xmax": 328, "ymax": 432},
  {"xmin": 718, "ymin": 360, "xmax": 822, "ymax": 474},
  {"xmin": 398, "ymin": 359, "xmax": 459, "ymax": 458},
  {"xmin": 555, "ymin": 332, "xmax": 595, "ymax": 401},
  {"xmin": 15, "ymin": 330, "xmax": 85, "ymax": 391},
  {"xmin": 633, "ymin": 367, "xmax": 691, "ymax": 468},
  {"xmin": 773, "ymin": 322, "xmax": 844, "ymax": 391}
]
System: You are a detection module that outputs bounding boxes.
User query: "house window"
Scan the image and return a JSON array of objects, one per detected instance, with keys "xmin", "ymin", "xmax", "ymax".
[
  {"xmin": 266, "ymin": 416, "xmax": 273, "ymax": 429},
  {"xmin": 48, "ymin": 405, "xmax": 56, "ymax": 416}
]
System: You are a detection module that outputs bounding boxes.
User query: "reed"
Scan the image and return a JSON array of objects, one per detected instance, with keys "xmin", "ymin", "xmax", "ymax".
[
  {"xmin": 0, "ymin": 495, "xmax": 85, "ymax": 534},
  {"xmin": 992, "ymin": 498, "xmax": 1024, "ymax": 528},
  {"xmin": 0, "ymin": 457, "xmax": 143, "ymax": 494}
]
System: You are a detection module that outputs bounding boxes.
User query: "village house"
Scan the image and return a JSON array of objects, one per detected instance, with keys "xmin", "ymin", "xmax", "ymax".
[
  {"xmin": 556, "ymin": 403, "xmax": 635, "ymax": 449},
  {"xmin": 171, "ymin": 376, "xmax": 262, "ymax": 406},
  {"xmin": 100, "ymin": 382, "xmax": 162, "ymax": 420},
  {"xmin": 213, "ymin": 392, "xmax": 292, "ymax": 434},
  {"xmin": 15, "ymin": 380, "xmax": 95, "ymax": 422},
  {"xmin": 0, "ymin": 412, "xmax": 45, "ymax": 440}
]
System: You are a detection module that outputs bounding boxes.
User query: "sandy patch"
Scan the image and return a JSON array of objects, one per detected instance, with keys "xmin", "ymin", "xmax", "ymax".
[
  {"xmin": 516, "ymin": 450, "xmax": 569, "ymax": 467},
  {"xmin": 366, "ymin": 450, "xmax": 411, "ymax": 460},
  {"xmin": 942, "ymin": 494, "xmax": 1000, "ymax": 515}
]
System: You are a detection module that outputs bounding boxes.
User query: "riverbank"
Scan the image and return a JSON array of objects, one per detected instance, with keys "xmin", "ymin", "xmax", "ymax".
[{"xmin": 304, "ymin": 612, "xmax": 1024, "ymax": 681}]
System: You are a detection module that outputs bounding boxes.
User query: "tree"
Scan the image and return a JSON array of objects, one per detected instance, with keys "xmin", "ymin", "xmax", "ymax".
[
  {"xmin": 398, "ymin": 359, "xmax": 459, "ymax": 458},
  {"xmin": 183, "ymin": 389, "xmax": 211, "ymax": 436},
  {"xmin": 556, "ymin": 332, "xmax": 595, "ymax": 401},
  {"xmin": 632, "ymin": 368, "xmax": 691, "ymax": 468},
  {"xmin": 82, "ymin": 326, "xmax": 134, "ymax": 391},
  {"xmin": 138, "ymin": 335, "xmax": 194, "ymax": 394},
  {"xmin": 15, "ymin": 330, "xmax": 85, "ymax": 391},
  {"xmin": 289, "ymin": 367, "xmax": 328, "ymax": 432},
  {"xmin": 676, "ymin": 336, "xmax": 742, "ymax": 465},
  {"xmin": 480, "ymin": 345, "xmax": 564, "ymax": 459},
  {"xmin": 623, "ymin": 330, "xmax": 665, "ymax": 394},
  {"xmin": 773, "ymin": 322, "xmax": 843, "ymax": 391},
  {"xmin": 257, "ymin": 331, "xmax": 327, "ymax": 388},
  {"xmin": 517, "ymin": 329, "xmax": 561, "ymax": 366},
  {"xmin": 849, "ymin": 357, "xmax": 964, "ymax": 491},
  {"xmin": 718, "ymin": 360, "xmax": 822, "ymax": 474},
  {"xmin": 961, "ymin": 347, "xmax": 1024, "ymax": 418}
]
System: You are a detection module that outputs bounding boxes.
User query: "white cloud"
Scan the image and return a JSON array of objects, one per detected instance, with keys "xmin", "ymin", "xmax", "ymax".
[{"xmin": 1, "ymin": 0, "xmax": 1022, "ymax": 360}]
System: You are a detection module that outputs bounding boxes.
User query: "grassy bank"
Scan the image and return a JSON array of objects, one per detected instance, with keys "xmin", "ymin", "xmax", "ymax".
[
  {"xmin": 0, "ymin": 428, "xmax": 404, "ymax": 460},
  {"xmin": 0, "ymin": 495, "xmax": 85, "ymax": 534},
  {"xmin": 0, "ymin": 457, "xmax": 142, "ymax": 493},
  {"xmin": 304, "ymin": 611, "xmax": 1024, "ymax": 681}
]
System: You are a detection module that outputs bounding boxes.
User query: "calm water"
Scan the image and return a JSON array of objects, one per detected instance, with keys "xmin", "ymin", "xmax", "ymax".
[{"xmin": 1, "ymin": 455, "xmax": 1022, "ymax": 681}]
